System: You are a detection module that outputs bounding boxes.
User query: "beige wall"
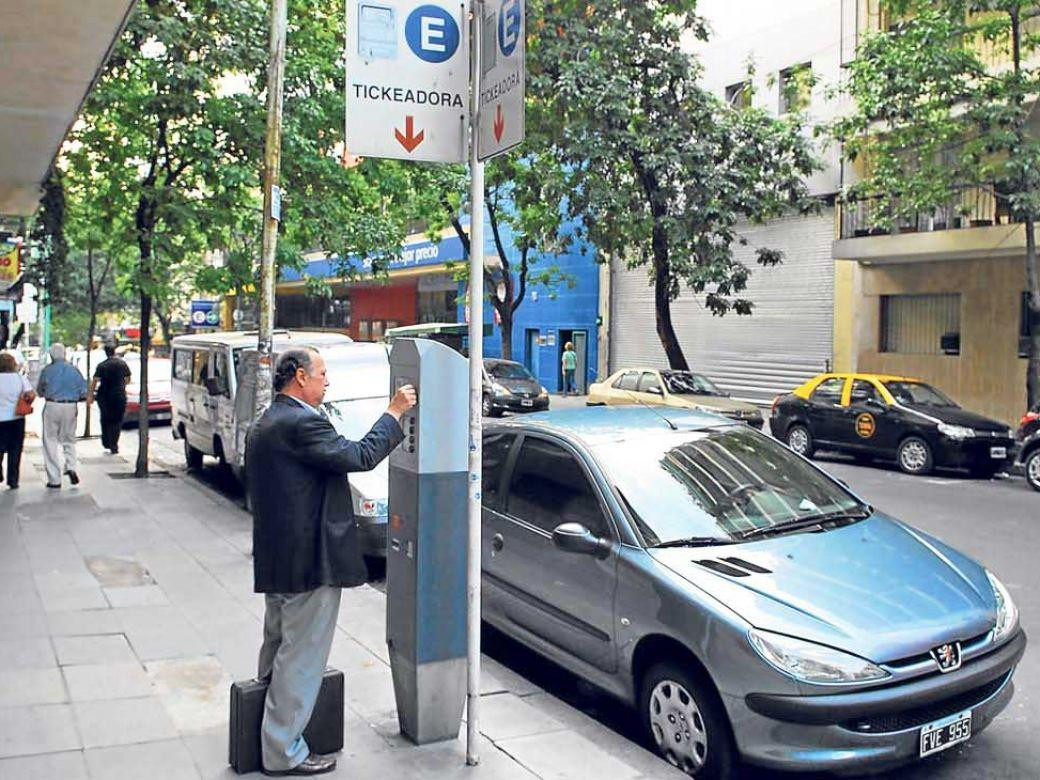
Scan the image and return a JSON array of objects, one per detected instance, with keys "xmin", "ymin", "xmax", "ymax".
[{"xmin": 855, "ymin": 256, "xmax": 1028, "ymax": 425}]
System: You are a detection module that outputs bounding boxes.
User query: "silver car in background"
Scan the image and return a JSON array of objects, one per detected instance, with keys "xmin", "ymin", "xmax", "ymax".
[{"xmin": 480, "ymin": 407, "xmax": 1025, "ymax": 778}]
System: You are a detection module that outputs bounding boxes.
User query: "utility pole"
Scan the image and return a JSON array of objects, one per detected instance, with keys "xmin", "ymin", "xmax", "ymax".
[{"xmin": 256, "ymin": 0, "xmax": 287, "ymax": 414}]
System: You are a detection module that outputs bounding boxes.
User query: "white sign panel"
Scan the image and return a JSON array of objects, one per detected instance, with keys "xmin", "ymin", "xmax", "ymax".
[
  {"xmin": 477, "ymin": 0, "xmax": 524, "ymax": 160},
  {"xmin": 346, "ymin": 0, "xmax": 470, "ymax": 163}
]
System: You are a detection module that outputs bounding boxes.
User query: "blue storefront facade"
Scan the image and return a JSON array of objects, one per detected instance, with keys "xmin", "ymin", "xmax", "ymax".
[{"xmin": 277, "ymin": 214, "xmax": 600, "ymax": 394}]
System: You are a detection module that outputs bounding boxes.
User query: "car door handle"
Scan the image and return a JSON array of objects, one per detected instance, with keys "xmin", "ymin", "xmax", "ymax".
[{"xmin": 491, "ymin": 534, "xmax": 504, "ymax": 555}]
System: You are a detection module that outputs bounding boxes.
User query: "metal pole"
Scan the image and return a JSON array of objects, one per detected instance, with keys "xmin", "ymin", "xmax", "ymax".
[
  {"xmin": 466, "ymin": 0, "xmax": 484, "ymax": 766},
  {"xmin": 256, "ymin": 0, "xmax": 287, "ymax": 414}
]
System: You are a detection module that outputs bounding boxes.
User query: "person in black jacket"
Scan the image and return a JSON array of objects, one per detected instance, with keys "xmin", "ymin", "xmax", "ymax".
[{"xmin": 247, "ymin": 347, "xmax": 415, "ymax": 777}]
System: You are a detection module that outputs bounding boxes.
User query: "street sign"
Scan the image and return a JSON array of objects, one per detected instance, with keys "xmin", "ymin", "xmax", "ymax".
[
  {"xmin": 0, "ymin": 243, "xmax": 20, "ymax": 292},
  {"xmin": 477, "ymin": 0, "xmax": 524, "ymax": 160},
  {"xmin": 346, "ymin": 0, "xmax": 470, "ymax": 163},
  {"xmin": 190, "ymin": 300, "xmax": 220, "ymax": 328}
]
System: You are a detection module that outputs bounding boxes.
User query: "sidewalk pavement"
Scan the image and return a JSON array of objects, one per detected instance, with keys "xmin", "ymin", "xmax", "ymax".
[{"xmin": 0, "ymin": 434, "xmax": 681, "ymax": 780}]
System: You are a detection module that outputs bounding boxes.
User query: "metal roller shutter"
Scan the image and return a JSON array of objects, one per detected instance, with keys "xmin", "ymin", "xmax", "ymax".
[{"xmin": 609, "ymin": 211, "xmax": 835, "ymax": 404}]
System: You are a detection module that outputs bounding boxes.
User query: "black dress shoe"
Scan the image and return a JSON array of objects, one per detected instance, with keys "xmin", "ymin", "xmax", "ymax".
[
  {"xmin": 66, "ymin": 470, "xmax": 79, "ymax": 485},
  {"xmin": 261, "ymin": 754, "xmax": 337, "ymax": 776},
  {"xmin": 46, "ymin": 483, "xmax": 61, "ymax": 489}
]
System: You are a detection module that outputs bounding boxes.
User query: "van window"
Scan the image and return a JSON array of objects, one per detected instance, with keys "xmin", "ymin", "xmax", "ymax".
[
  {"xmin": 173, "ymin": 349, "xmax": 193, "ymax": 381},
  {"xmin": 193, "ymin": 351, "xmax": 210, "ymax": 385},
  {"xmin": 213, "ymin": 350, "xmax": 231, "ymax": 396}
]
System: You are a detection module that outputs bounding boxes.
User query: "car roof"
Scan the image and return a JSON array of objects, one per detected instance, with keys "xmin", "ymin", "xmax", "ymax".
[
  {"xmin": 486, "ymin": 405, "xmax": 733, "ymax": 446},
  {"xmin": 170, "ymin": 330, "xmax": 352, "ymax": 348},
  {"xmin": 803, "ymin": 372, "xmax": 922, "ymax": 384}
]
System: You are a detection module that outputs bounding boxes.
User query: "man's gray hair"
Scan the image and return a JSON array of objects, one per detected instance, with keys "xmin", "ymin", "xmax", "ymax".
[
  {"xmin": 49, "ymin": 343, "xmax": 66, "ymax": 362},
  {"xmin": 273, "ymin": 347, "xmax": 318, "ymax": 392}
]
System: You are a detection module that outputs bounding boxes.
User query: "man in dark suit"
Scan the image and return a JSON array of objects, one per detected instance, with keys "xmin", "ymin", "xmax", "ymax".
[{"xmin": 247, "ymin": 347, "xmax": 416, "ymax": 777}]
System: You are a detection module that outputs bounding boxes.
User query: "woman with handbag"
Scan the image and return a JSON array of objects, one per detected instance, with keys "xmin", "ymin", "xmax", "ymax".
[{"xmin": 0, "ymin": 352, "xmax": 34, "ymax": 489}]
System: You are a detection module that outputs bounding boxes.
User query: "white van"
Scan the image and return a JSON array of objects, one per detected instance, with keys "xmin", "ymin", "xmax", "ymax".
[{"xmin": 170, "ymin": 330, "xmax": 352, "ymax": 475}]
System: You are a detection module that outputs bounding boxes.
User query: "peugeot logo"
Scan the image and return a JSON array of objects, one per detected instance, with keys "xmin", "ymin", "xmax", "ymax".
[{"xmin": 931, "ymin": 641, "xmax": 962, "ymax": 673}]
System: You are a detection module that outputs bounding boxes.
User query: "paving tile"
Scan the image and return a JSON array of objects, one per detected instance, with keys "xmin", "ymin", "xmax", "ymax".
[
  {"xmin": 38, "ymin": 587, "xmax": 108, "ymax": 612},
  {"xmin": 145, "ymin": 657, "xmax": 232, "ymax": 734},
  {"xmin": 0, "ymin": 704, "xmax": 82, "ymax": 758},
  {"xmin": 104, "ymin": 585, "xmax": 171, "ymax": 608},
  {"xmin": 47, "ymin": 608, "xmax": 124, "ymax": 637},
  {"xmin": 0, "ymin": 637, "xmax": 56, "ymax": 669},
  {"xmin": 73, "ymin": 697, "xmax": 179, "ymax": 748},
  {"xmin": 0, "ymin": 610, "xmax": 49, "ymax": 638},
  {"xmin": 84, "ymin": 738, "xmax": 203, "ymax": 780},
  {"xmin": 63, "ymin": 663, "xmax": 154, "ymax": 702},
  {"xmin": 0, "ymin": 668, "xmax": 66, "ymax": 707},
  {"xmin": 124, "ymin": 621, "xmax": 211, "ymax": 662},
  {"xmin": 54, "ymin": 634, "xmax": 137, "ymax": 666},
  {"xmin": 474, "ymin": 692, "xmax": 567, "ymax": 741},
  {"xmin": 495, "ymin": 730, "xmax": 645, "ymax": 780},
  {"xmin": 0, "ymin": 750, "xmax": 89, "ymax": 780}
]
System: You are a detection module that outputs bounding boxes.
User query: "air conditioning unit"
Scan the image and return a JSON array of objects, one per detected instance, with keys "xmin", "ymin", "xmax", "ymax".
[{"xmin": 940, "ymin": 332, "xmax": 961, "ymax": 355}]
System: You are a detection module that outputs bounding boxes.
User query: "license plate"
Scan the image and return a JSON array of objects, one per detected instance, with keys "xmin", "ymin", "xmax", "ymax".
[
  {"xmin": 521, "ymin": 400, "xmax": 534, "ymax": 407},
  {"xmin": 920, "ymin": 710, "xmax": 972, "ymax": 758},
  {"xmin": 990, "ymin": 446, "xmax": 1007, "ymax": 459}
]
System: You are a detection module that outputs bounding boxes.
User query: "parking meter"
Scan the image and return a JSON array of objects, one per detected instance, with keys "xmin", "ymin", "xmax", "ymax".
[{"xmin": 387, "ymin": 338, "xmax": 469, "ymax": 744}]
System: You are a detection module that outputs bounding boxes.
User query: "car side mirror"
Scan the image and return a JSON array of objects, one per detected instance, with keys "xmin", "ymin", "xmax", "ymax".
[
  {"xmin": 552, "ymin": 522, "xmax": 611, "ymax": 558},
  {"xmin": 866, "ymin": 397, "xmax": 886, "ymax": 410}
]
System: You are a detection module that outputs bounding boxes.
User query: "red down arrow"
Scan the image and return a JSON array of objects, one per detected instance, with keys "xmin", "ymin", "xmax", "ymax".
[
  {"xmin": 493, "ymin": 104, "xmax": 505, "ymax": 142},
  {"xmin": 395, "ymin": 115, "xmax": 424, "ymax": 153}
]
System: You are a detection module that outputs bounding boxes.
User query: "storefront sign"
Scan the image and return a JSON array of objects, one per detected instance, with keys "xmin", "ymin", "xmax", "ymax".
[{"xmin": 0, "ymin": 243, "xmax": 20, "ymax": 290}]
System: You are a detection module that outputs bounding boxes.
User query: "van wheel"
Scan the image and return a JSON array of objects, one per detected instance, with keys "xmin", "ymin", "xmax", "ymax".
[
  {"xmin": 1025, "ymin": 450, "xmax": 1040, "ymax": 492},
  {"xmin": 640, "ymin": 661, "xmax": 734, "ymax": 779},
  {"xmin": 184, "ymin": 441, "xmax": 203, "ymax": 471},
  {"xmin": 897, "ymin": 436, "xmax": 933, "ymax": 475},
  {"xmin": 785, "ymin": 424, "xmax": 814, "ymax": 458}
]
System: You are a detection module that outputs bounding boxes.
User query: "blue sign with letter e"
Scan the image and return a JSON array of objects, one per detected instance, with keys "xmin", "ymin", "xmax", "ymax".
[
  {"xmin": 498, "ymin": 0, "xmax": 521, "ymax": 57},
  {"xmin": 405, "ymin": 4, "xmax": 460, "ymax": 63}
]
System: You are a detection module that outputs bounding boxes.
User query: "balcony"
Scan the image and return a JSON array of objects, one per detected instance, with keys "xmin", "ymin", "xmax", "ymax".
[{"xmin": 834, "ymin": 186, "xmax": 1028, "ymax": 264}]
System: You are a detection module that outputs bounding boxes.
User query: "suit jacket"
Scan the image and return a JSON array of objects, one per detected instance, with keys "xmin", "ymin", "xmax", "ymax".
[{"xmin": 247, "ymin": 394, "xmax": 404, "ymax": 593}]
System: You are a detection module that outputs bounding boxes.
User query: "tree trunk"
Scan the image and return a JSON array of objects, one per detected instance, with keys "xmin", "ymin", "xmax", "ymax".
[
  {"xmin": 136, "ymin": 291, "xmax": 151, "ymax": 478},
  {"xmin": 84, "ymin": 247, "xmax": 96, "ymax": 438},
  {"xmin": 499, "ymin": 305, "xmax": 514, "ymax": 361},
  {"xmin": 651, "ymin": 228, "xmax": 688, "ymax": 370},
  {"xmin": 1025, "ymin": 217, "xmax": 1040, "ymax": 409},
  {"xmin": 156, "ymin": 308, "xmax": 173, "ymax": 346}
]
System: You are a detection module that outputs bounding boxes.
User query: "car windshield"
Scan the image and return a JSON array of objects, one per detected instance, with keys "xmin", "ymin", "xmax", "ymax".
[
  {"xmin": 885, "ymin": 381, "xmax": 958, "ymax": 408},
  {"xmin": 594, "ymin": 427, "xmax": 866, "ymax": 546},
  {"xmin": 488, "ymin": 362, "xmax": 534, "ymax": 381},
  {"xmin": 661, "ymin": 370, "xmax": 722, "ymax": 396}
]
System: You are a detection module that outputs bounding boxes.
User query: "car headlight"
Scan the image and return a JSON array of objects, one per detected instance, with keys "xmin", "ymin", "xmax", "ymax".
[
  {"xmin": 986, "ymin": 571, "xmax": 1019, "ymax": 643},
  {"xmin": 539, "ymin": 386, "xmax": 549, "ymax": 398},
  {"xmin": 938, "ymin": 423, "xmax": 975, "ymax": 440},
  {"xmin": 492, "ymin": 382, "xmax": 511, "ymax": 396},
  {"xmin": 355, "ymin": 498, "xmax": 388, "ymax": 517},
  {"xmin": 748, "ymin": 629, "xmax": 889, "ymax": 685}
]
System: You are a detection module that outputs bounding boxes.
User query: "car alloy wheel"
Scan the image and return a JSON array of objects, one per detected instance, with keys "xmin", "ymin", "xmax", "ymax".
[
  {"xmin": 898, "ymin": 437, "xmax": 933, "ymax": 475},
  {"xmin": 786, "ymin": 424, "xmax": 813, "ymax": 458},
  {"xmin": 481, "ymin": 395, "xmax": 493, "ymax": 417},
  {"xmin": 1026, "ymin": 450, "xmax": 1040, "ymax": 493}
]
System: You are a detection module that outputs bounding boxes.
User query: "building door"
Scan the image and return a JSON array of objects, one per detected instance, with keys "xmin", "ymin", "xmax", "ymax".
[
  {"xmin": 524, "ymin": 329, "xmax": 540, "ymax": 377},
  {"xmin": 572, "ymin": 331, "xmax": 588, "ymax": 394}
]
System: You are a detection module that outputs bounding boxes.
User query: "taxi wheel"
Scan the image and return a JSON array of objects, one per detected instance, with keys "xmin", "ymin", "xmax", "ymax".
[
  {"xmin": 897, "ymin": 436, "xmax": 933, "ymax": 475},
  {"xmin": 785, "ymin": 424, "xmax": 814, "ymax": 458},
  {"xmin": 640, "ymin": 661, "xmax": 735, "ymax": 779},
  {"xmin": 1025, "ymin": 450, "xmax": 1040, "ymax": 492}
]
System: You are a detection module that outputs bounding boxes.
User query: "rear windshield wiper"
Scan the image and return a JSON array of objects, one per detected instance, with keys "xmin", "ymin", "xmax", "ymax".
[
  {"xmin": 736, "ymin": 508, "xmax": 872, "ymax": 542},
  {"xmin": 654, "ymin": 536, "xmax": 739, "ymax": 549}
]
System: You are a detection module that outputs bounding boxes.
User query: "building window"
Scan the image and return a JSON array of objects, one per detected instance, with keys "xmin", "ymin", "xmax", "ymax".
[
  {"xmin": 880, "ymin": 294, "xmax": 961, "ymax": 355},
  {"xmin": 778, "ymin": 63, "xmax": 812, "ymax": 114},
  {"xmin": 1022, "ymin": 291, "xmax": 1039, "ymax": 358},
  {"xmin": 725, "ymin": 81, "xmax": 751, "ymax": 108},
  {"xmin": 358, "ymin": 319, "xmax": 399, "ymax": 341},
  {"xmin": 275, "ymin": 294, "xmax": 350, "ymax": 330}
]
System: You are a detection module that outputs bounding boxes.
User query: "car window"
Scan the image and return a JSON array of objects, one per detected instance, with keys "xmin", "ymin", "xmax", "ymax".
[
  {"xmin": 884, "ymin": 381, "xmax": 958, "ymax": 408},
  {"xmin": 850, "ymin": 379, "xmax": 882, "ymax": 406},
  {"xmin": 810, "ymin": 377, "xmax": 846, "ymax": 407},
  {"xmin": 213, "ymin": 350, "xmax": 231, "ymax": 396},
  {"xmin": 482, "ymin": 433, "xmax": 515, "ymax": 510},
  {"xmin": 638, "ymin": 372, "xmax": 662, "ymax": 394},
  {"xmin": 173, "ymin": 349, "xmax": 193, "ymax": 382},
  {"xmin": 661, "ymin": 371, "xmax": 722, "ymax": 396},
  {"xmin": 506, "ymin": 438, "xmax": 608, "ymax": 537},
  {"xmin": 487, "ymin": 362, "xmax": 534, "ymax": 381},
  {"xmin": 614, "ymin": 372, "xmax": 639, "ymax": 392},
  {"xmin": 193, "ymin": 351, "xmax": 210, "ymax": 385}
]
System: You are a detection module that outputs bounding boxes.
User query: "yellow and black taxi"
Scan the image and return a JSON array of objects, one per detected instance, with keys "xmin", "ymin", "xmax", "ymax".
[{"xmin": 771, "ymin": 373, "xmax": 1016, "ymax": 477}]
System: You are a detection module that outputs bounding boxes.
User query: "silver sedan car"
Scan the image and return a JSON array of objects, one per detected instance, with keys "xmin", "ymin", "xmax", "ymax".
[{"xmin": 480, "ymin": 407, "xmax": 1025, "ymax": 778}]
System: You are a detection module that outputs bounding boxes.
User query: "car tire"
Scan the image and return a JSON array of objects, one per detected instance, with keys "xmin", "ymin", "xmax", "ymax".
[
  {"xmin": 897, "ymin": 436, "xmax": 933, "ymax": 475},
  {"xmin": 640, "ymin": 660, "xmax": 735, "ymax": 779},
  {"xmin": 481, "ymin": 395, "xmax": 500, "ymax": 417},
  {"xmin": 1025, "ymin": 449, "xmax": 1040, "ymax": 493},
  {"xmin": 785, "ymin": 424, "xmax": 814, "ymax": 458},
  {"xmin": 184, "ymin": 440, "xmax": 203, "ymax": 471}
]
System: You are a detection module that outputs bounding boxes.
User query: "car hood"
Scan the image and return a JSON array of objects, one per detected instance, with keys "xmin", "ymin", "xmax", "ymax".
[
  {"xmin": 492, "ymin": 378, "xmax": 541, "ymax": 395},
  {"xmin": 649, "ymin": 515, "xmax": 995, "ymax": 663},
  {"xmin": 668, "ymin": 395, "xmax": 760, "ymax": 415},
  {"xmin": 902, "ymin": 404, "xmax": 1008, "ymax": 433}
]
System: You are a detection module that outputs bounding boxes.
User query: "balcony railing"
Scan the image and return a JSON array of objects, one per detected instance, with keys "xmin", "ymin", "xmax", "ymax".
[{"xmin": 839, "ymin": 185, "xmax": 1017, "ymax": 240}]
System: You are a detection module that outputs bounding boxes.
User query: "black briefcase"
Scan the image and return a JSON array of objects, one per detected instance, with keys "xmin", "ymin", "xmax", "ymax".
[{"xmin": 228, "ymin": 668, "xmax": 345, "ymax": 774}]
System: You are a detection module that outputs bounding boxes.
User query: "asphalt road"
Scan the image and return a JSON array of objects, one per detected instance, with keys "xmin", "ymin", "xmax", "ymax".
[{"xmin": 152, "ymin": 399, "xmax": 1038, "ymax": 780}]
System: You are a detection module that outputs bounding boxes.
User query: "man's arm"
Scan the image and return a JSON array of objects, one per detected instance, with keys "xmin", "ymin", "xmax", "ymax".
[
  {"xmin": 35, "ymin": 366, "xmax": 48, "ymax": 396},
  {"xmin": 87, "ymin": 377, "xmax": 99, "ymax": 405}
]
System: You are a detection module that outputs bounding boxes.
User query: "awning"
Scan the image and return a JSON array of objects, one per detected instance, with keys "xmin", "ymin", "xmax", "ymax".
[{"xmin": 0, "ymin": 0, "xmax": 138, "ymax": 216}]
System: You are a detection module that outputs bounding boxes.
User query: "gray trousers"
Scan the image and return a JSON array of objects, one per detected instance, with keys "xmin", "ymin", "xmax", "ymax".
[
  {"xmin": 258, "ymin": 586, "xmax": 342, "ymax": 772},
  {"xmin": 42, "ymin": 402, "xmax": 78, "ymax": 485}
]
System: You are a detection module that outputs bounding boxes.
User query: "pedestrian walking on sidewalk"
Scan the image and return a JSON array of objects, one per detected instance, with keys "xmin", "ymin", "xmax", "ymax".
[
  {"xmin": 0, "ymin": 352, "xmax": 34, "ymax": 489},
  {"xmin": 36, "ymin": 343, "xmax": 87, "ymax": 488},
  {"xmin": 562, "ymin": 341, "xmax": 578, "ymax": 395},
  {"xmin": 87, "ymin": 344, "xmax": 131, "ymax": 454},
  {"xmin": 246, "ymin": 347, "xmax": 416, "ymax": 777}
]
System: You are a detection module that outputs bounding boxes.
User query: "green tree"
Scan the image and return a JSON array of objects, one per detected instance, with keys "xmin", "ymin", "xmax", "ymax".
[
  {"xmin": 531, "ymin": 0, "xmax": 820, "ymax": 370},
  {"xmin": 832, "ymin": 0, "xmax": 1040, "ymax": 407}
]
